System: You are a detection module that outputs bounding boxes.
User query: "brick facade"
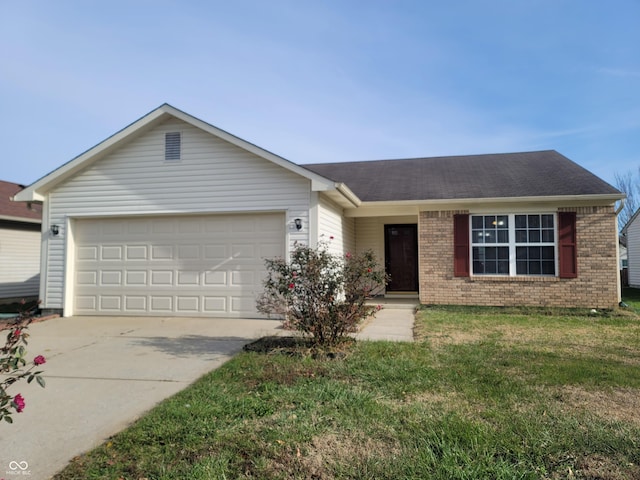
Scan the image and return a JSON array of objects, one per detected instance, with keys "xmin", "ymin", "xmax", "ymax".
[{"xmin": 418, "ymin": 206, "xmax": 619, "ymax": 309}]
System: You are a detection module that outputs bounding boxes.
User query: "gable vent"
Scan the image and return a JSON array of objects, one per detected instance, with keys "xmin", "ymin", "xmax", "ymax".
[{"xmin": 165, "ymin": 132, "xmax": 181, "ymax": 161}]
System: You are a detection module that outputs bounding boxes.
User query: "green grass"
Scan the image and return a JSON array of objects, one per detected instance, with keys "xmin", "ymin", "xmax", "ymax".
[
  {"xmin": 54, "ymin": 302, "xmax": 640, "ymax": 479},
  {"xmin": 622, "ymin": 287, "xmax": 640, "ymax": 311}
]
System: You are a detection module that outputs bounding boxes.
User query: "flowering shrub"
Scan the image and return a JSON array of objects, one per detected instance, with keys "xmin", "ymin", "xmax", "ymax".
[
  {"xmin": 257, "ymin": 242, "xmax": 388, "ymax": 347},
  {"xmin": 0, "ymin": 303, "xmax": 46, "ymax": 424}
]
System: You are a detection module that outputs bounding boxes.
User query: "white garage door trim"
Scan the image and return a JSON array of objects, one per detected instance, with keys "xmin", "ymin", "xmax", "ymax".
[{"xmin": 70, "ymin": 213, "xmax": 285, "ymax": 318}]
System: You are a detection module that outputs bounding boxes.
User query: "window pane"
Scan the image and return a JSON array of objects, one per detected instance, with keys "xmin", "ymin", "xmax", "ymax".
[
  {"xmin": 472, "ymin": 216, "xmax": 484, "ymax": 229},
  {"xmin": 497, "ymin": 216, "xmax": 508, "ymax": 228},
  {"xmin": 528, "ymin": 215, "xmax": 540, "ymax": 228},
  {"xmin": 498, "ymin": 261, "xmax": 509, "ymax": 274},
  {"xmin": 516, "ymin": 261, "xmax": 527, "ymax": 275},
  {"xmin": 542, "ymin": 229, "xmax": 554, "ymax": 242},
  {"xmin": 485, "ymin": 216, "xmax": 496, "ymax": 229},
  {"xmin": 485, "ymin": 231, "xmax": 496, "ymax": 243},
  {"xmin": 515, "ymin": 230, "xmax": 527, "ymax": 243},
  {"xmin": 497, "ymin": 230, "xmax": 509, "ymax": 243},
  {"xmin": 542, "ymin": 261, "xmax": 555, "ymax": 274},
  {"xmin": 498, "ymin": 247, "xmax": 509, "ymax": 260},
  {"xmin": 542, "ymin": 214, "xmax": 554, "ymax": 228},
  {"xmin": 528, "ymin": 230, "xmax": 540, "ymax": 242},
  {"xmin": 516, "ymin": 246, "xmax": 527, "ymax": 260},
  {"xmin": 485, "ymin": 261, "xmax": 497, "ymax": 274},
  {"xmin": 486, "ymin": 248, "xmax": 497, "ymax": 260},
  {"xmin": 542, "ymin": 247, "xmax": 554, "ymax": 260},
  {"xmin": 473, "ymin": 261, "xmax": 484, "ymax": 274},
  {"xmin": 515, "ymin": 215, "xmax": 526, "ymax": 228},
  {"xmin": 529, "ymin": 247, "xmax": 541, "ymax": 259},
  {"xmin": 529, "ymin": 261, "xmax": 541, "ymax": 274},
  {"xmin": 474, "ymin": 231, "xmax": 485, "ymax": 243}
]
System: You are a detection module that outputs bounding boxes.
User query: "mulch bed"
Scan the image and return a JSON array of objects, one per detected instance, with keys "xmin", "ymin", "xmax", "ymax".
[{"xmin": 243, "ymin": 335, "xmax": 354, "ymax": 359}]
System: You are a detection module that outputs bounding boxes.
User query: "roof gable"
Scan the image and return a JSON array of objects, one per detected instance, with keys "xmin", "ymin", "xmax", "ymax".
[
  {"xmin": 14, "ymin": 104, "xmax": 336, "ymax": 202},
  {"xmin": 303, "ymin": 151, "xmax": 622, "ymax": 202}
]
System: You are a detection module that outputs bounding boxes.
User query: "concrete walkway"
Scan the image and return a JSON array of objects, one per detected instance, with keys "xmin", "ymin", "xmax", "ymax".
[
  {"xmin": 357, "ymin": 300, "xmax": 417, "ymax": 341},
  {"xmin": 0, "ymin": 308, "xmax": 415, "ymax": 479}
]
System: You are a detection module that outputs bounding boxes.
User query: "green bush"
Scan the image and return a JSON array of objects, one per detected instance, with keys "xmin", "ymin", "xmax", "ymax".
[{"xmin": 257, "ymin": 242, "xmax": 387, "ymax": 346}]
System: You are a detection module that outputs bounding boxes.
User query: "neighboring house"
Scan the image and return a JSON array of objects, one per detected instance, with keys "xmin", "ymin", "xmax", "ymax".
[
  {"xmin": 622, "ymin": 211, "xmax": 640, "ymax": 288},
  {"xmin": 13, "ymin": 104, "xmax": 623, "ymax": 318},
  {"xmin": 0, "ymin": 180, "xmax": 42, "ymax": 303},
  {"xmin": 619, "ymin": 236, "xmax": 628, "ymax": 287}
]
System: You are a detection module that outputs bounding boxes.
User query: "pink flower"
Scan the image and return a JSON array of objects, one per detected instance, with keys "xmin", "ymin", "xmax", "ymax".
[
  {"xmin": 13, "ymin": 394, "xmax": 25, "ymax": 413},
  {"xmin": 13, "ymin": 329, "xmax": 21, "ymax": 338},
  {"xmin": 34, "ymin": 355, "xmax": 46, "ymax": 366},
  {"xmin": 288, "ymin": 283, "xmax": 295, "ymax": 289},
  {"xmin": 345, "ymin": 252, "xmax": 352, "ymax": 259},
  {"xmin": 292, "ymin": 271, "xmax": 298, "ymax": 278},
  {"xmin": 376, "ymin": 305, "xmax": 382, "ymax": 311}
]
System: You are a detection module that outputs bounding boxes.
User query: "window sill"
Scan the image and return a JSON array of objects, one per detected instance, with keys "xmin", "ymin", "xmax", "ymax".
[{"xmin": 470, "ymin": 275, "xmax": 560, "ymax": 283}]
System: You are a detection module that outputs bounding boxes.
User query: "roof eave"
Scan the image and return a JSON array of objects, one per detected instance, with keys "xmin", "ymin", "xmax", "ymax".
[
  {"xmin": 0, "ymin": 215, "xmax": 41, "ymax": 224},
  {"xmin": 13, "ymin": 104, "xmax": 338, "ymax": 201},
  {"xmin": 357, "ymin": 193, "xmax": 624, "ymax": 207}
]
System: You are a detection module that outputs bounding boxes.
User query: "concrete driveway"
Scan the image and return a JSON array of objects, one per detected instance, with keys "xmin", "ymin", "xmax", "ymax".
[{"xmin": 0, "ymin": 315, "xmax": 282, "ymax": 479}]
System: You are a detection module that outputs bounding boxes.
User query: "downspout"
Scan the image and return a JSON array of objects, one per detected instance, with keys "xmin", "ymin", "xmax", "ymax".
[{"xmin": 614, "ymin": 198, "xmax": 625, "ymax": 305}]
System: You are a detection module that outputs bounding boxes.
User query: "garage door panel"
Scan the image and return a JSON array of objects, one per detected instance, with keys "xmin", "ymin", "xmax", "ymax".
[
  {"xmin": 101, "ymin": 271, "xmax": 122, "ymax": 286},
  {"xmin": 101, "ymin": 246, "xmax": 123, "ymax": 260},
  {"xmin": 74, "ymin": 213, "xmax": 284, "ymax": 317},
  {"xmin": 77, "ymin": 271, "xmax": 98, "ymax": 285},
  {"xmin": 125, "ymin": 296, "xmax": 147, "ymax": 311},
  {"xmin": 126, "ymin": 271, "xmax": 147, "ymax": 285},
  {"xmin": 100, "ymin": 296, "xmax": 122, "ymax": 310},
  {"xmin": 151, "ymin": 245, "xmax": 174, "ymax": 260},
  {"xmin": 126, "ymin": 245, "xmax": 148, "ymax": 260},
  {"xmin": 78, "ymin": 246, "xmax": 98, "ymax": 261},
  {"xmin": 177, "ymin": 271, "xmax": 200, "ymax": 285}
]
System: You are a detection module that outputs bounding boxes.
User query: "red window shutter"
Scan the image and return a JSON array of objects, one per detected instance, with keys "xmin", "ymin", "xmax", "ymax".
[
  {"xmin": 453, "ymin": 214, "xmax": 470, "ymax": 277},
  {"xmin": 558, "ymin": 212, "xmax": 577, "ymax": 278}
]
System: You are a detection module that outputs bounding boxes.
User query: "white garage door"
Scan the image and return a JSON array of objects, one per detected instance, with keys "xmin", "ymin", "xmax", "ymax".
[{"xmin": 73, "ymin": 213, "xmax": 285, "ymax": 317}]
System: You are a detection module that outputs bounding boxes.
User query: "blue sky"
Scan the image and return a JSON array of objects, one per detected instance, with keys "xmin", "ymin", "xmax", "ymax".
[{"xmin": 1, "ymin": 1, "xmax": 638, "ymax": 187}]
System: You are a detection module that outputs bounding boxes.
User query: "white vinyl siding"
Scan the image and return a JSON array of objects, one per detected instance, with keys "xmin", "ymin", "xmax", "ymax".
[
  {"xmin": 0, "ymin": 224, "xmax": 41, "ymax": 300},
  {"xmin": 318, "ymin": 194, "xmax": 355, "ymax": 256},
  {"xmin": 44, "ymin": 117, "xmax": 310, "ymax": 310},
  {"xmin": 627, "ymin": 214, "xmax": 640, "ymax": 288}
]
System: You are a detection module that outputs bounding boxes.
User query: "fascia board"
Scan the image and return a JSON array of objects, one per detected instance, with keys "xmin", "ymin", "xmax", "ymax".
[
  {"xmin": 0, "ymin": 215, "xmax": 41, "ymax": 224},
  {"xmin": 343, "ymin": 194, "xmax": 624, "ymax": 217}
]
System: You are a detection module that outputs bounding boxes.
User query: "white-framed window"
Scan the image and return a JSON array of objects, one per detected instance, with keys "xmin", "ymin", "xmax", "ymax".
[{"xmin": 471, "ymin": 214, "xmax": 556, "ymax": 276}]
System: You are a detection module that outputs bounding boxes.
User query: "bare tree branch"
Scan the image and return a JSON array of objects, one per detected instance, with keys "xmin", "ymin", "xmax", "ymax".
[{"xmin": 614, "ymin": 169, "xmax": 638, "ymax": 230}]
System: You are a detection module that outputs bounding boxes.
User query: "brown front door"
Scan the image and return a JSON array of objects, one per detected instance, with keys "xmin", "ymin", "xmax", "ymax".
[{"xmin": 384, "ymin": 224, "xmax": 419, "ymax": 292}]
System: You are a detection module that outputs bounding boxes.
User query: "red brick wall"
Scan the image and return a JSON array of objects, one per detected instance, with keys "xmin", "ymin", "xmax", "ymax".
[{"xmin": 418, "ymin": 206, "xmax": 619, "ymax": 309}]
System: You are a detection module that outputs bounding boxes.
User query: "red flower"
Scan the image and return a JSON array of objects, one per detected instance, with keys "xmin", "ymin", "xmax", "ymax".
[
  {"xmin": 13, "ymin": 329, "xmax": 21, "ymax": 338},
  {"xmin": 288, "ymin": 283, "xmax": 295, "ymax": 289},
  {"xmin": 13, "ymin": 394, "xmax": 25, "ymax": 413},
  {"xmin": 367, "ymin": 268, "xmax": 372, "ymax": 273},
  {"xmin": 329, "ymin": 236, "xmax": 334, "ymax": 240},
  {"xmin": 34, "ymin": 355, "xmax": 46, "ymax": 366},
  {"xmin": 345, "ymin": 252, "xmax": 352, "ymax": 259}
]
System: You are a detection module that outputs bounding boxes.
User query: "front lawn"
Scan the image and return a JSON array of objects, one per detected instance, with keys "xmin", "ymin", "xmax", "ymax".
[{"xmin": 55, "ymin": 303, "xmax": 640, "ymax": 479}]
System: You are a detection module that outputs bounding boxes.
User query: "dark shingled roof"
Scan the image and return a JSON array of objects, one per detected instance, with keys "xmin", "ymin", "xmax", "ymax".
[
  {"xmin": 0, "ymin": 180, "xmax": 42, "ymax": 221},
  {"xmin": 303, "ymin": 150, "xmax": 620, "ymax": 202}
]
